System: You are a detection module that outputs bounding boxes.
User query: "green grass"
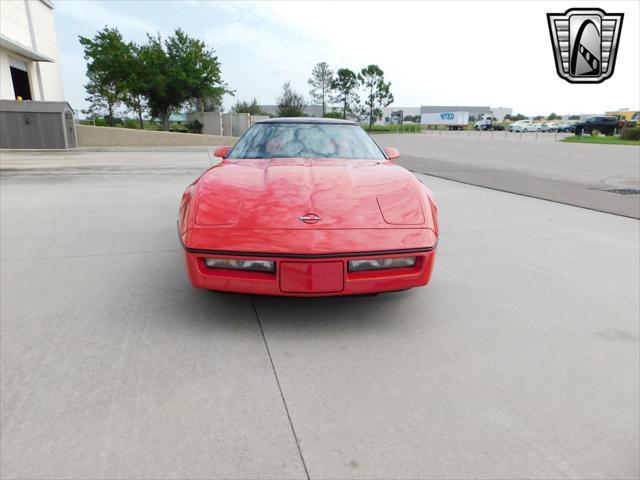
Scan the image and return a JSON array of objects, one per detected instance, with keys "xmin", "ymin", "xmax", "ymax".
[
  {"xmin": 561, "ymin": 135, "xmax": 640, "ymax": 146},
  {"xmin": 363, "ymin": 124, "xmax": 423, "ymax": 133}
]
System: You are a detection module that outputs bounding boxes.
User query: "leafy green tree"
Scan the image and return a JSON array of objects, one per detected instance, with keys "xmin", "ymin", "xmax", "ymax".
[
  {"xmin": 330, "ymin": 68, "xmax": 359, "ymax": 120},
  {"xmin": 192, "ymin": 95, "xmax": 224, "ymax": 113},
  {"xmin": 79, "ymin": 27, "xmax": 132, "ymax": 126},
  {"xmin": 232, "ymin": 98, "xmax": 264, "ymax": 115},
  {"xmin": 324, "ymin": 111, "xmax": 343, "ymax": 119},
  {"xmin": 308, "ymin": 62, "xmax": 334, "ymax": 116},
  {"xmin": 358, "ymin": 65, "xmax": 394, "ymax": 130},
  {"xmin": 276, "ymin": 82, "xmax": 305, "ymax": 117},
  {"xmin": 121, "ymin": 43, "xmax": 148, "ymax": 128},
  {"xmin": 533, "ymin": 115, "xmax": 544, "ymax": 120},
  {"xmin": 139, "ymin": 29, "xmax": 228, "ymax": 130},
  {"xmin": 547, "ymin": 112, "xmax": 559, "ymax": 120},
  {"xmin": 569, "ymin": 114, "xmax": 580, "ymax": 120}
]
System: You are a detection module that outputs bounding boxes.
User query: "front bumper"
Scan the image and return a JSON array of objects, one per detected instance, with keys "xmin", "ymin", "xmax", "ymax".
[{"xmin": 182, "ymin": 249, "xmax": 437, "ymax": 296}]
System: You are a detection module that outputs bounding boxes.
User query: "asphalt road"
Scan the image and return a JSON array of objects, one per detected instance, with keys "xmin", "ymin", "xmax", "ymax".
[
  {"xmin": 1, "ymin": 150, "xmax": 638, "ymax": 479},
  {"xmin": 375, "ymin": 132, "xmax": 640, "ymax": 218}
]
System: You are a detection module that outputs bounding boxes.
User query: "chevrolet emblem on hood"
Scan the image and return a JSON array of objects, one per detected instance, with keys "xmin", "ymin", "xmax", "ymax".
[{"xmin": 299, "ymin": 213, "xmax": 321, "ymax": 224}]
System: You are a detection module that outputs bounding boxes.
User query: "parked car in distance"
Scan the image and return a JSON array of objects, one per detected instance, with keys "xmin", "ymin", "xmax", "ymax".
[
  {"xmin": 538, "ymin": 123, "xmax": 555, "ymax": 132},
  {"xmin": 574, "ymin": 116, "xmax": 625, "ymax": 136},
  {"xmin": 507, "ymin": 120, "xmax": 537, "ymax": 132},
  {"xmin": 554, "ymin": 122, "xmax": 576, "ymax": 133}
]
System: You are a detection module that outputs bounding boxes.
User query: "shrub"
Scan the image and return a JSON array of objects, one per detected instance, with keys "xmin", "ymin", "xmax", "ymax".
[
  {"xmin": 168, "ymin": 122, "xmax": 187, "ymax": 132},
  {"xmin": 93, "ymin": 117, "xmax": 109, "ymax": 127},
  {"xmin": 122, "ymin": 118, "xmax": 139, "ymax": 129},
  {"xmin": 620, "ymin": 126, "xmax": 640, "ymax": 141},
  {"xmin": 186, "ymin": 119, "xmax": 203, "ymax": 134}
]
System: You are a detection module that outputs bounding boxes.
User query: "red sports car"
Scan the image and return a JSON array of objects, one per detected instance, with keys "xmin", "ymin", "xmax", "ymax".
[{"xmin": 178, "ymin": 118, "xmax": 438, "ymax": 296}]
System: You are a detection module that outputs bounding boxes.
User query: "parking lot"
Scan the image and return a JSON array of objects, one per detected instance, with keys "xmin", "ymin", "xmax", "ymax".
[
  {"xmin": 379, "ymin": 132, "xmax": 640, "ymax": 218},
  {"xmin": 1, "ymin": 147, "xmax": 638, "ymax": 479}
]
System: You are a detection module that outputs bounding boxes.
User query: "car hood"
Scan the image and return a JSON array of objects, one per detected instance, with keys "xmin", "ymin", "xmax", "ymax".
[{"xmin": 193, "ymin": 158, "xmax": 431, "ymax": 230}]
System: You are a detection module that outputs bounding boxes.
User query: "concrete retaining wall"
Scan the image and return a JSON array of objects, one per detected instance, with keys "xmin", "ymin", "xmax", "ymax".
[
  {"xmin": 232, "ymin": 113, "xmax": 250, "ymax": 137},
  {"xmin": 186, "ymin": 112, "xmax": 222, "ymax": 135},
  {"xmin": 77, "ymin": 125, "xmax": 235, "ymax": 147},
  {"xmin": 221, "ymin": 114, "xmax": 233, "ymax": 137},
  {"xmin": 250, "ymin": 115, "xmax": 270, "ymax": 125}
]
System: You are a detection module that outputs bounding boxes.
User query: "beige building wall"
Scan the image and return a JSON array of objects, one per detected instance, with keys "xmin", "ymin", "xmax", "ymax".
[{"xmin": 0, "ymin": 0, "xmax": 64, "ymax": 101}]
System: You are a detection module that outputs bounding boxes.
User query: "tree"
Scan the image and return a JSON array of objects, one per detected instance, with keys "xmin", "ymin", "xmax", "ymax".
[
  {"xmin": 308, "ymin": 62, "xmax": 333, "ymax": 116},
  {"xmin": 276, "ymin": 82, "xmax": 305, "ymax": 117},
  {"xmin": 358, "ymin": 65, "xmax": 394, "ymax": 130},
  {"xmin": 330, "ymin": 68, "xmax": 359, "ymax": 120},
  {"xmin": 232, "ymin": 98, "xmax": 264, "ymax": 115},
  {"xmin": 139, "ymin": 29, "xmax": 228, "ymax": 130},
  {"xmin": 569, "ymin": 114, "xmax": 580, "ymax": 120},
  {"xmin": 547, "ymin": 112, "xmax": 559, "ymax": 120},
  {"xmin": 533, "ymin": 115, "xmax": 544, "ymax": 120},
  {"xmin": 79, "ymin": 27, "xmax": 132, "ymax": 126},
  {"xmin": 193, "ymin": 95, "xmax": 224, "ymax": 113},
  {"xmin": 122, "ymin": 43, "xmax": 148, "ymax": 128}
]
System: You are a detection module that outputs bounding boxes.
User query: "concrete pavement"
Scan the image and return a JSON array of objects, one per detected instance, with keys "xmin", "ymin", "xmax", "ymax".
[
  {"xmin": 1, "ymin": 150, "xmax": 638, "ymax": 479},
  {"xmin": 375, "ymin": 132, "xmax": 640, "ymax": 218}
]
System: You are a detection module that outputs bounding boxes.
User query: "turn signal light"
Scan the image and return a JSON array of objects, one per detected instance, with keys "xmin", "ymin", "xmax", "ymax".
[
  {"xmin": 348, "ymin": 257, "xmax": 416, "ymax": 272},
  {"xmin": 204, "ymin": 258, "xmax": 275, "ymax": 272}
]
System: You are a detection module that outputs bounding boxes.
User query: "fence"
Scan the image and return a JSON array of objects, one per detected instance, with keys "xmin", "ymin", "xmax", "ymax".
[
  {"xmin": 76, "ymin": 125, "xmax": 235, "ymax": 147},
  {"xmin": 418, "ymin": 128, "xmax": 574, "ymax": 141}
]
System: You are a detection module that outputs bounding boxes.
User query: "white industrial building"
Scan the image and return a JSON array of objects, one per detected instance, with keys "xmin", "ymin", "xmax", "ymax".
[{"xmin": 0, "ymin": 0, "xmax": 64, "ymax": 101}]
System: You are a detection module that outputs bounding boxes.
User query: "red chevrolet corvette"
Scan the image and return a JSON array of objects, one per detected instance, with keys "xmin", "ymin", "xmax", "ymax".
[{"xmin": 178, "ymin": 118, "xmax": 438, "ymax": 296}]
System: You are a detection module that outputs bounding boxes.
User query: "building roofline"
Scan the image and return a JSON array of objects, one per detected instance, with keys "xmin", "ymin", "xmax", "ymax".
[{"xmin": 0, "ymin": 34, "xmax": 54, "ymax": 62}]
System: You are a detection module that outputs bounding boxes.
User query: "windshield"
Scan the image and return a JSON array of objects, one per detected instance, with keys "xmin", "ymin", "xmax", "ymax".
[{"xmin": 227, "ymin": 123, "xmax": 386, "ymax": 160}]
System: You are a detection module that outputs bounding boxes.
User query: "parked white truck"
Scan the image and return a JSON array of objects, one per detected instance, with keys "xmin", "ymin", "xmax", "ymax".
[
  {"xmin": 474, "ymin": 114, "xmax": 505, "ymax": 131},
  {"xmin": 420, "ymin": 111, "xmax": 469, "ymax": 130}
]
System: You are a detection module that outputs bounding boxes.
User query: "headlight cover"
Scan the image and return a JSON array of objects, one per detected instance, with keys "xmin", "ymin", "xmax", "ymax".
[
  {"xmin": 348, "ymin": 257, "xmax": 416, "ymax": 272},
  {"xmin": 204, "ymin": 258, "xmax": 275, "ymax": 272}
]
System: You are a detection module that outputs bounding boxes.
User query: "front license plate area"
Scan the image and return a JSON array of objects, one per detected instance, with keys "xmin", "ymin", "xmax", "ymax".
[{"xmin": 280, "ymin": 262, "xmax": 344, "ymax": 293}]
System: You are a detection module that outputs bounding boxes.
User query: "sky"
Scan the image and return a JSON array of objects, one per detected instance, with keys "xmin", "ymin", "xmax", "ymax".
[{"xmin": 53, "ymin": 0, "xmax": 640, "ymax": 117}]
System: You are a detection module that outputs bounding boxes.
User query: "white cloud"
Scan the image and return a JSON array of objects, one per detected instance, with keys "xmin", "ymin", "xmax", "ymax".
[
  {"xmin": 55, "ymin": 1, "xmax": 157, "ymax": 37},
  {"xmin": 55, "ymin": 0, "xmax": 639, "ymax": 116}
]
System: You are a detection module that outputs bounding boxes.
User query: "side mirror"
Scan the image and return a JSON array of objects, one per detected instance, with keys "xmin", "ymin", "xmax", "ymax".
[
  {"xmin": 384, "ymin": 146, "xmax": 400, "ymax": 161},
  {"xmin": 213, "ymin": 146, "xmax": 232, "ymax": 158}
]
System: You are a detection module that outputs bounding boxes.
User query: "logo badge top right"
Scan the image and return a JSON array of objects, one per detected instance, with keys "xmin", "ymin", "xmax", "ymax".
[{"xmin": 547, "ymin": 8, "xmax": 624, "ymax": 83}]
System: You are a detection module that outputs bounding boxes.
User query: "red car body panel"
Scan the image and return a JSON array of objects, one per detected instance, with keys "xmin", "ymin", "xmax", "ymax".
[{"xmin": 179, "ymin": 148, "xmax": 438, "ymax": 296}]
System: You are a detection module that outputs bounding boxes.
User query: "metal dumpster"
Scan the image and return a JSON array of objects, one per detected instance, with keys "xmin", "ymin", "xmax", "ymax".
[{"xmin": 0, "ymin": 100, "xmax": 76, "ymax": 149}]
